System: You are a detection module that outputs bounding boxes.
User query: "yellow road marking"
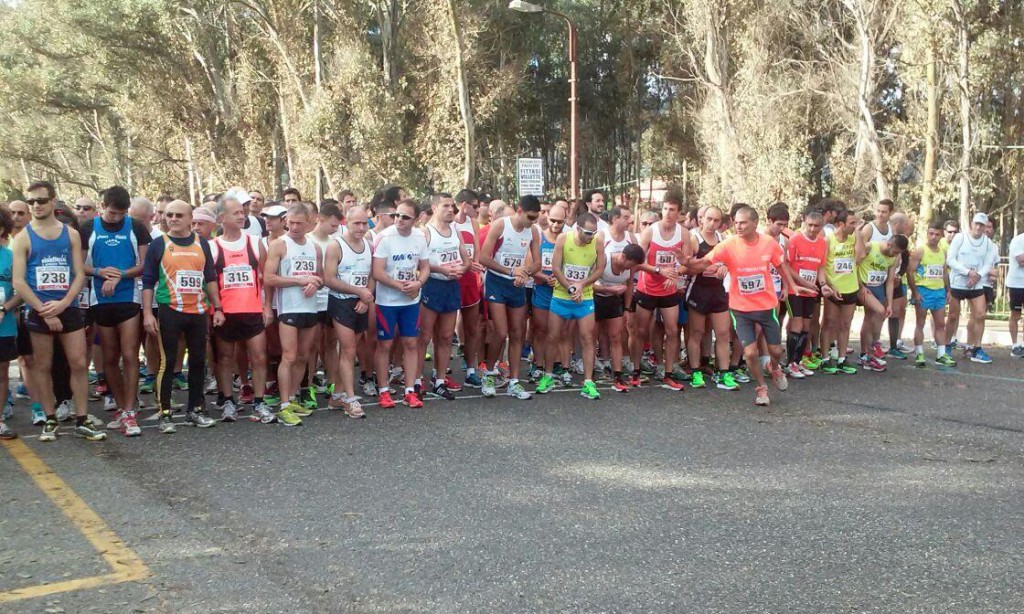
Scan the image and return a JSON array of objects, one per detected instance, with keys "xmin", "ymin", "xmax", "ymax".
[{"xmin": 0, "ymin": 438, "xmax": 150, "ymax": 604}]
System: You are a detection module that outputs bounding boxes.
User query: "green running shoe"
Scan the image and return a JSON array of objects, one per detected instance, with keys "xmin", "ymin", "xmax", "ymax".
[
  {"xmin": 732, "ymin": 366, "xmax": 751, "ymax": 383},
  {"xmin": 173, "ymin": 373, "xmax": 188, "ymax": 390},
  {"xmin": 301, "ymin": 387, "xmax": 318, "ymax": 410},
  {"xmin": 579, "ymin": 379, "xmax": 601, "ymax": 400},
  {"xmin": 915, "ymin": 352, "xmax": 926, "ymax": 368},
  {"xmin": 838, "ymin": 361, "xmax": 858, "ymax": 374},
  {"xmin": 264, "ymin": 394, "xmax": 281, "ymax": 406},
  {"xmin": 291, "ymin": 398, "xmax": 314, "ymax": 417},
  {"xmin": 714, "ymin": 371, "xmax": 739, "ymax": 391},
  {"xmin": 276, "ymin": 406, "xmax": 303, "ymax": 426},
  {"xmin": 821, "ymin": 358, "xmax": 838, "ymax": 375},
  {"xmin": 535, "ymin": 374, "xmax": 556, "ymax": 394},
  {"xmin": 936, "ymin": 354, "xmax": 957, "ymax": 367},
  {"xmin": 139, "ymin": 376, "xmax": 155, "ymax": 394},
  {"xmin": 690, "ymin": 371, "xmax": 706, "ymax": 389},
  {"xmin": 887, "ymin": 348, "xmax": 908, "ymax": 360},
  {"xmin": 800, "ymin": 355, "xmax": 821, "ymax": 371}
]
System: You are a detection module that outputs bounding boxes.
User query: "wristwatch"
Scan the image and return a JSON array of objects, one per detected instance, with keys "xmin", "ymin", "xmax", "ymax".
[
  {"xmin": 569, "ymin": 285, "xmax": 578, "ymax": 295},
  {"xmin": 654, "ymin": 266, "xmax": 662, "ymax": 275}
]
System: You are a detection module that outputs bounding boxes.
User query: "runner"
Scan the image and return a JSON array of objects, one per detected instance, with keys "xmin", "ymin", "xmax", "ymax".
[
  {"xmin": 884, "ymin": 212, "xmax": 913, "ymax": 359},
  {"xmin": 479, "ymin": 195, "xmax": 543, "ymax": 400},
  {"xmin": 1008, "ymin": 225, "xmax": 1024, "ymax": 358},
  {"xmin": 141, "ymin": 200, "xmax": 223, "ymax": 433},
  {"xmin": 820, "ymin": 209, "xmax": 861, "ymax": 375},
  {"xmin": 946, "ymin": 212, "xmax": 998, "ymax": 364},
  {"xmin": 371, "ymin": 199, "xmax": 431, "ymax": 409},
  {"xmin": 941, "ymin": 220, "xmax": 962, "ymax": 348},
  {"xmin": 855, "ymin": 231, "xmax": 908, "ymax": 372},
  {"xmin": 454, "ymin": 189, "xmax": 485, "ymax": 389},
  {"xmin": 594, "ymin": 206, "xmax": 641, "ymax": 392},
  {"xmin": 265, "ymin": 204, "xmax": 324, "ymax": 425},
  {"xmin": 81, "ymin": 186, "xmax": 150, "ymax": 437},
  {"xmin": 686, "ymin": 206, "xmax": 813, "ymax": 406},
  {"xmin": 210, "ymin": 195, "xmax": 274, "ymax": 424},
  {"xmin": 11, "ymin": 181, "xmax": 105, "ymax": 441},
  {"xmin": 784, "ymin": 210, "xmax": 827, "ymax": 377},
  {"xmin": 684, "ymin": 205, "xmax": 737, "ymax": 391},
  {"xmin": 416, "ymin": 193, "xmax": 470, "ymax": 401},
  {"xmin": 907, "ymin": 221, "xmax": 957, "ymax": 367},
  {"xmin": 248, "ymin": 191, "xmax": 265, "ymax": 216},
  {"xmin": 535, "ymin": 212, "xmax": 606, "ymax": 399},
  {"xmin": 259, "ymin": 203, "xmax": 287, "ymax": 404},
  {"xmin": 529, "ymin": 202, "xmax": 566, "ymax": 385},
  {"xmin": 0, "ymin": 206, "xmax": 22, "ymax": 440},
  {"xmin": 860, "ymin": 199, "xmax": 894, "ymax": 243},
  {"xmin": 581, "ymin": 190, "xmax": 610, "ymax": 232},
  {"xmin": 305, "ymin": 202, "xmax": 344, "ymax": 409},
  {"xmin": 323, "ymin": 205, "xmax": 373, "ymax": 417}
]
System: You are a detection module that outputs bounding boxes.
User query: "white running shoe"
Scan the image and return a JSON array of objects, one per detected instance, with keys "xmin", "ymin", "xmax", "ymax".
[
  {"xmin": 103, "ymin": 395, "xmax": 117, "ymax": 412},
  {"xmin": 784, "ymin": 362, "xmax": 805, "ymax": 379},
  {"xmin": 506, "ymin": 381, "xmax": 532, "ymax": 400},
  {"xmin": 55, "ymin": 400, "xmax": 73, "ymax": 422}
]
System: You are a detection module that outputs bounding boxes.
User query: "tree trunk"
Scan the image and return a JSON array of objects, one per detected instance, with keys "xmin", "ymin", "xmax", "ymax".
[
  {"xmin": 701, "ymin": 2, "xmax": 746, "ymax": 203},
  {"xmin": 850, "ymin": 5, "xmax": 890, "ymax": 201},
  {"xmin": 447, "ymin": 0, "xmax": 476, "ymax": 188},
  {"xmin": 918, "ymin": 37, "xmax": 939, "ymax": 238},
  {"xmin": 373, "ymin": 1, "xmax": 402, "ymax": 93},
  {"xmin": 953, "ymin": 0, "xmax": 972, "ymax": 230},
  {"xmin": 184, "ymin": 136, "xmax": 197, "ymax": 207}
]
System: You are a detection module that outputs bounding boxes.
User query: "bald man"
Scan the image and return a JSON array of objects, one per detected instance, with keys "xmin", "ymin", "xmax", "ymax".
[{"xmin": 886, "ymin": 211, "xmax": 913, "ymax": 358}]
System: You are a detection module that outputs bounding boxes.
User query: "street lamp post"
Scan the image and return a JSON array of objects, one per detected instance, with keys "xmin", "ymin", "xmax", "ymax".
[{"xmin": 509, "ymin": 0, "xmax": 579, "ymax": 200}]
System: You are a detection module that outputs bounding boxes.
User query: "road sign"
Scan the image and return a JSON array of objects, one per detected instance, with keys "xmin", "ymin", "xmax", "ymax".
[{"xmin": 517, "ymin": 158, "xmax": 545, "ymax": 198}]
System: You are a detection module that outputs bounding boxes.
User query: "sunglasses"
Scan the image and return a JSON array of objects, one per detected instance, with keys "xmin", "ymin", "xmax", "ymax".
[
  {"xmin": 165, "ymin": 212, "xmax": 188, "ymax": 219},
  {"xmin": 640, "ymin": 221, "xmax": 653, "ymax": 227},
  {"xmin": 526, "ymin": 214, "xmax": 539, "ymax": 222},
  {"xmin": 395, "ymin": 213, "xmax": 415, "ymax": 221},
  {"xmin": 580, "ymin": 228, "xmax": 597, "ymax": 238},
  {"xmin": 549, "ymin": 218, "xmax": 566, "ymax": 224},
  {"xmin": 26, "ymin": 198, "xmax": 51, "ymax": 206}
]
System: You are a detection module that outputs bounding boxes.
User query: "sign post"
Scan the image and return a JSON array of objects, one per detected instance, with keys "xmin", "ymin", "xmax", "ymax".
[{"xmin": 516, "ymin": 158, "xmax": 545, "ymax": 198}]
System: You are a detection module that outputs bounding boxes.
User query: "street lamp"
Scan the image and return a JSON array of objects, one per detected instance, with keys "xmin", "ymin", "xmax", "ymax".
[{"xmin": 509, "ymin": 0, "xmax": 579, "ymax": 200}]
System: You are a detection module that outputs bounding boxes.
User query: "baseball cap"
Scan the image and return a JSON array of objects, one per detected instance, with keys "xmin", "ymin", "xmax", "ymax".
[
  {"xmin": 972, "ymin": 212, "xmax": 989, "ymax": 225},
  {"xmin": 227, "ymin": 187, "xmax": 252, "ymax": 206},
  {"xmin": 261, "ymin": 204, "xmax": 287, "ymax": 218}
]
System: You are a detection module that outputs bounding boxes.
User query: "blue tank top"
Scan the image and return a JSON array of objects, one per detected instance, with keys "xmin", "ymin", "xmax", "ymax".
[
  {"xmin": 87, "ymin": 217, "xmax": 140, "ymax": 304},
  {"xmin": 27, "ymin": 224, "xmax": 77, "ymax": 307},
  {"xmin": 539, "ymin": 233, "xmax": 557, "ymax": 275},
  {"xmin": 0, "ymin": 245, "xmax": 15, "ymax": 337}
]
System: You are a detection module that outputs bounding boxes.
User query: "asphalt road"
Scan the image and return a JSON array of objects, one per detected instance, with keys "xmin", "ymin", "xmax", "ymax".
[{"xmin": 2, "ymin": 351, "xmax": 1023, "ymax": 613}]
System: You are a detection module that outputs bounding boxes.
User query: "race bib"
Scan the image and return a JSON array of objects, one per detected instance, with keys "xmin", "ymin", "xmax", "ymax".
[
  {"xmin": 78, "ymin": 285, "xmax": 90, "ymax": 306},
  {"xmin": 396, "ymin": 267, "xmax": 417, "ymax": 282},
  {"xmin": 464, "ymin": 244, "xmax": 475, "ymax": 258},
  {"xmin": 737, "ymin": 273, "xmax": 766, "ymax": 295},
  {"xmin": 924, "ymin": 265, "xmax": 944, "ymax": 279},
  {"xmin": 770, "ymin": 266, "xmax": 782, "ymax": 292},
  {"xmin": 37, "ymin": 265, "xmax": 70, "ymax": 292},
  {"xmin": 866, "ymin": 270, "xmax": 887, "ymax": 286},
  {"xmin": 351, "ymin": 273, "xmax": 370, "ymax": 288},
  {"xmin": 833, "ymin": 258, "xmax": 854, "ymax": 274},
  {"xmin": 222, "ymin": 265, "xmax": 255, "ymax": 289},
  {"xmin": 564, "ymin": 264, "xmax": 590, "ymax": 282},
  {"xmin": 291, "ymin": 256, "xmax": 317, "ymax": 276},
  {"xmin": 541, "ymin": 251, "xmax": 554, "ymax": 269},
  {"xmin": 500, "ymin": 253, "xmax": 524, "ymax": 270},
  {"xmin": 655, "ymin": 251, "xmax": 676, "ymax": 266},
  {"xmin": 0, "ymin": 287, "xmax": 5, "ymax": 304},
  {"xmin": 799, "ymin": 269, "xmax": 817, "ymax": 284},
  {"xmin": 176, "ymin": 270, "xmax": 204, "ymax": 295},
  {"xmin": 438, "ymin": 249, "xmax": 460, "ymax": 264}
]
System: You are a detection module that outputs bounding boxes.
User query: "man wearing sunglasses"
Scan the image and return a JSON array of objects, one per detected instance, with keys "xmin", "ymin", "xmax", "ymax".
[
  {"xmin": 453, "ymin": 189, "xmax": 485, "ymax": 389},
  {"xmin": 73, "ymin": 197, "xmax": 97, "ymax": 227},
  {"xmin": 479, "ymin": 195, "xmax": 543, "ymax": 400},
  {"xmin": 11, "ymin": 181, "xmax": 105, "ymax": 442},
  {"xmin": 535, "ymin": 212, "xmax": 606, "ymax": 400},
  {"xmin": 528, "ymin": 202, "xmax": 567, "ymax": 386}
]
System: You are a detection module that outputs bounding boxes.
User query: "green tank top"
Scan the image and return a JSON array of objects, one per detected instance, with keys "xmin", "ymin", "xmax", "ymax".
[
  {"xmin": 554, "ymin": 235, "xmax": 598, "ymax": 300},
  {"xmin": 858, "ymin": 242, "xmax": 895, "ymax": 287},
  {"xmin": 914, "ymin": 244, "xmax": 947, "ymax": 290},
  {"xmin": 826, "ymin": 234, "xmax": 859, "ymax": 294}
]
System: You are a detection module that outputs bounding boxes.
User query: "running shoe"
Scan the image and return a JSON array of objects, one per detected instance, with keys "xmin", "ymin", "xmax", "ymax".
[
  {"xmin": 896, "ymin": 339, "xmax": 912, "ymax": 353},
  {"xmin": 661, "ymin": 377, "xmax": 684, "ymax": 391},
  {"xmin": 0, "ymin": 421, "xmax": 15, "ymax": 440},
  {"xmin": 120, "ymin": 411, "xmax": 141, "ymax": 437},
  {"xmin": 74, "ymin": 423, "xmax": 107, "ymax": 441},
  {"xmin": 103, "ymin": 395, "xmax": 117, "ymax": 412},
  {"xmin": 252, "ymin": 402, "xmax": 277, "ymax": 424},
  {"xmin": 948, "ymin": 338, "xmax": 959, "ymax": 350},
  {"xmin": 313, "ymin": 373, "xmax": 327, "ymax": 394},
  {"xmin": 431, "ymin": 382, "xmax": 455, "ymax": 401},
  {"xmin": 300, "ymin": 387, "xmax": 317, "ymax": 410},
  {"xmin": 291, "ymin": 401, "xmax": 314, "ymax": 417},
  {"xmin": 784, "ymin": 362, "xmax": 805, "ymax": 379},
  {"xmin": 88, "ymin": 370, "xmax": 99, "ymax": 385},
  {"xmin": 185, "ymin": 408, "xmax": 216, "ymax": 428},
  {"xmin": 580, "ymin": 379, "xmax": 601, "ymax": 400},
  {"xmin": 521, "ymin": 344, "xmax": 533, "ymax": 362},
  {"xmin": 558, "ymin": 369, "xmax": 574, "ymax": 388},
  {"xmin": 15, "ymin": 383, "xmax": 29, "ymax": 399},
  {"xmin": 1011, "ymin": 344, "xmax": 1024, "ymax": 358},
  {"xmin": 670, "ymin": 366, "xmax": 691, "ymax": 382},
  {"xmin": 423, "ymin": 352, "xmax": 432, "ymax": 362},
  {"xmin": 798, "ymin": 363, "xmax": 814, "ymax": 377},
  {"xmin": 871, "ymin": 342, "xmax": 887, "ymax": 360},
  {"xmin": 481, "ymin": 374, "xmax": 497, "ymax": 398},
  {"xmin": 404, "ymin": 391, "xmax": 424, "ymax": 408},
  {"xmin": 821, "ymin": 359, "xmax": 838, "ymax": 375},
  {"xmin": 2, "ymin": 401, "xmax": 11, "ymax": 421},
  {"xmin": 629, "ymin": 372, "xmax": 642, "ymax": 387},
  {"xmin": 732, "ymin": 367, "xmax": 752, "ymax": 383},
  {"xmin": 640, "ymin": 358, "xmax": 656, "ymax": 374},
  {"xmin": 158, "ymin": 411, "xmax": 177, "ymax": 434},
  {"xmin": 970, "ymin": 347, "xmax": 992, "ymax": 364},
  {"xmin": 507, "ymin": 381, "xmax": 532, "ymax": 400},
  {"xmin": 361, "ymin": 377, "xmax": 378, "ymax": 397},
  {"xmin": 56, "ymin": 400, "xmax": 73, "ymax": 422},
  {"xmin": 139, "ymin": 375, "xmax": 155, "ymax": 394},
  {"xmin": 239, "ymin": 384, "xmax": 255, "ymax": 405},
  {"xmin": 264, "ymin": 393, "xmax": 281, "ymax": 406},
  {"xmin": 612, "ymin": 376, "xmax": 630, "ymax": 393},
  {"xmin": 936, "ymin": 354, "xmax": 957, "ymax": 367},
  {"xmin": 862, "ymin": 357, "xmax": 886, "ymax": 372},
  {"xmin": 378, "ymin": 390, "xmax": 396, "ymax": 409},
  {"xmin": 275, "ymin": 406, "xmax": 303, "ymax": 426},
  {"xmin": 39, "ymin": 418, "xmax": 59, "ymax": 442},
  {"xmin": 443, "ymin": 376, "xmax": 463, "ymax": 393},
  {"xmin": 690, "ymin": 371, "xmax": 706, "ymax": 389},
  {"xmin": 204, "ymin": 374, "xmax": 218, "ymax": 395},
  {"xmin": 714, "ymin": 371, "xmax": 739, "ymax": 391},
  {"xmin": 95, "ymin": 380, "xmax": 110, "ymax": 396},
  {"xmin": 754, "ymin": 385, "xmax": 770, "ymax": 406},
  {"xmin": 220, "ymin": 400, "xmax": 239, "ymax": 422},
  {"xmin": 84, "ymin": 414, "xmax": 105, "ymax": 429},
  {"xmin": 106, "ymin": 410, "xmax": 125, "ymax": 430},
  {"xmin": 173, "ymin": 373, "xmax": 188, "ymax": 390},
  {"xmin": 887, "ymin": 347, "xmax": 908, "ymax": 360},
  {"xmin": 837, "ymin": 360, "xmax": 858, "ymax": 374},
  {"xmin": 571, "ymin": 358, "xmax": 585, "ymax": 375},
  {"xmin": 464, "ymin": 373, "xmax": 483, "ymax": 389},
  {"xmin": 495, "ymin": 361, "xmax": 512, "ymax": 380},
  {"xmin": 770, "ymin": 365, "xmax": 789, "ymax": 391},
  {"xmin": 622, "ymin": 357, "xmax": 635, "ymax": 374},
  {"xmin": 915, "ymin": 352, "xmax": 926, "ymax": 367},
  {"xmin": 528, "ymin": 364, "xmax": 545, "ymax": 382},
  {"xmin": 344, "ymin": 399, "xmax": 366, "ymax": 419},
  {"xmin": 535, "ymin": 374, "xmax": 556, "ymax": 394},
  {"xmin": 800, "ymin": 355, "xmax": 821, "ymax": 371}
]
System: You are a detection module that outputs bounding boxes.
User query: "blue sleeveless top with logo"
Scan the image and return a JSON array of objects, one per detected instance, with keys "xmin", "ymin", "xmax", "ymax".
[
  {"xmin": 87, "ymin": 217, "xmax": 141, "ymax": 305},
  {"xmin": 27, "ymin": 224, "xmax": 77, "ymax": 308},
  {"xmin": 0, "ymin": 245, "xmax": 15, "ymax": 337}
]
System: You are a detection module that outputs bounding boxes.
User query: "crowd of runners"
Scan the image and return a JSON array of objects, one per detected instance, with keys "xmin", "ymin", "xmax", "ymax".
[{"xmin": 0, "ymin": 181, "xmax": 1020, "ymax": 442}]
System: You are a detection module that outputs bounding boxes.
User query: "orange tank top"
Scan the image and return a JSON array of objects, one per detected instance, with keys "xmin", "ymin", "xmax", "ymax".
[{"xmin": 214, "ymin": 235, "xmax": 263, "ymax": 314}]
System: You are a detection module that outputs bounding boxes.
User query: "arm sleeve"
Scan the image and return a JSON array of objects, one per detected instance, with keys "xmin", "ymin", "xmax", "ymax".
[
  {"xmin": 945, "ymin": 233, "xmax": 968, "ymax": 275},
  {"xmin": 141, "ymin": 237, "xmax": 164, "ymax": 290},
  {"xmin": 133, "ymin": 219, "xmax": 152, "ymax": 246},
  {"xmin": 200, "ymin": 238, "xmax": 217, "ymax": 283}
]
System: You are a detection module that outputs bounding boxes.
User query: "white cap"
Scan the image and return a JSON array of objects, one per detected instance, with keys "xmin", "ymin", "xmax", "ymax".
[
  {"xmin": 261, "ymin": 204, "xmax": 287, "ymax": 218},
  {"xmin": 972, "ymin": 212, "xmax": 989, "ymax": 225},
  {"xmin": 227, "ymin": 187, "xmax": 252, "ymax": 205}
]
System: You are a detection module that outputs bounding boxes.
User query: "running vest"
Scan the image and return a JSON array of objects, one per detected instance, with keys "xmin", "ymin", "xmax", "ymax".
[
  {"xmin": 690, "ymin": 231, "xmax": 724, "ymax": 291},
  {"xmin": 600, "ymin": 230, "xmax": 635, "ymax": 285},
  {"xmin": 858, "ymin": 242, "xmax": 895, "ymax": 287},
  {"xmin": 553, "ymin": 235, "xmax": 598, "ymax": 301},
  {"xmin": 155, "ymin": 234, "xmax": 208, "ymax": 314},
  {"xmin": 826, "ymin": 234, "xmax": 859, "ymax": 294},
  {"xmin": 276, "ymin": 235, "xmax": 319, "ymax": 314},
  {"xmin": 915, "ymin": 245, "xmax": 946, "ymax": 291},
  {"xmin": 947, "ymin": 232, "xmax": 995, "ymax": 290},
  {"xmin": 331, "ymin": 236, "xmax": 372, "ymax": 300},
  {"xmin": 87, "ymin": 217, "xmax": 141, "ymax": 305},
  {"xmin": 769, "ymin": 234, "xmax": 787, "ymax": 296},
  {"xmin": 637, "ymin": 223, "xmax": 683, "ymax": 297},
  {"xmin": 539, "ymin": 232, "xmax": 558, "ymax": 276},
  {"xmin": 0, "ymin": 245, "xmax": 15, "ymax": 337},
  {"xmin": 490, "ymin": 220, "xmax": 532, "ymax": 279},
  {"xmin": 454, "ymin": 219, "xmax": 476, "ymax": 260},
  {"xmin": 426, "ymin": 223, "xmax": 462, "ymax": 281},
  {"xmin": 26, "ymin": 224, "xmax": 77, "ymax": 307},
  {"xmin": 213, "ymin": 235, "xmax": 262, "ymax": 314},
  {"xmin": 869, "ymin": 222, "xmax": 892, "ymax": 242},
  {"xmin": 307, "ymin": 232, "xmax": 333, "ymax": 312}
]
